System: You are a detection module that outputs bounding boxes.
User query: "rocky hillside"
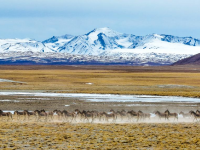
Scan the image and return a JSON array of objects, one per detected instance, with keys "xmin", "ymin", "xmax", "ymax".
[{"xmin": 172, "ymin": 53, "xmax": 200, "ymax": 65}]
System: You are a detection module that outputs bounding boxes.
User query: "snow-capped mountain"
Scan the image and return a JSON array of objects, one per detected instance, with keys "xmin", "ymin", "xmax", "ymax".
[
  {"xmin": 57, "ymin": 27, "xmax": 200, "ymax": 55},
  {"xmin": 0, "ymin": 27, "xmax": 199, "ymax": 65}
]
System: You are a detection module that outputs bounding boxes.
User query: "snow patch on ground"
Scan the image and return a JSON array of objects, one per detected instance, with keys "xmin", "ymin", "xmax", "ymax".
[
  {"xmin": 86, "ymin": 83, "xmax": 93, "ymax": 85},
  {"xmin": 0, "ymin": 100, "xmax": 20, "ymax": 102},
  {"xmin": 157, "ymin": 84, "xmax": 194, "ymax": 88},
  {"xmin": 0, "ymin": 78, "xmax": 24, "ymax": 83},
  {"xmin": 3, "ymin": 110, "xmax": 15, "ymax": 114}
]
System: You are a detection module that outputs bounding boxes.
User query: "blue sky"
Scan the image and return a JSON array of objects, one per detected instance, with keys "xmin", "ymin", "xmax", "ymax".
[{"xmin": 0, "ymin": 0, "xmax": 200, "ymax": 40}]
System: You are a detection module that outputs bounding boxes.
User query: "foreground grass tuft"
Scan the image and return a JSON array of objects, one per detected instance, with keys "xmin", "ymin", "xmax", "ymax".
[{"xmin": 0, "ymin": 122, "xmax": 200, "ymax": 149}]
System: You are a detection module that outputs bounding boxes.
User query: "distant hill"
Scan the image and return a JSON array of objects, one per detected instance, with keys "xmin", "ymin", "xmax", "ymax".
[{"xmin": 172, "ymin": 53, "xmax": 200, "ymax": 65}]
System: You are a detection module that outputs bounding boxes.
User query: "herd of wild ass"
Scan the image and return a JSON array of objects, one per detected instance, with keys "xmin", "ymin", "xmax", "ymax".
[{"xmin": 0, "ymin": 109, "xmax": 200, "ymax": 122}]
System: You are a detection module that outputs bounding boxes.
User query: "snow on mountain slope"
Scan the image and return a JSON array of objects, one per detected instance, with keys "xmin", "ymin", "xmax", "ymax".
[
  {"xmin": 58, "ymin": 27, "xmax": 126, "ymax": 55},
  {"xmin": 43, "ymin": 34, "xmax": 74, "ymax": 52},
  {"xmin": 161, "ymin": 34, "xmax": 200, "ymax": 46},
  {"xmin": 57, "ymin": 28, "xmax": 200, "ymax": 56},
  {"xmin": 127, "ymin": 34, "xmax": 200, "ymax": 54},
  {"xmin": 87, "ymin": 27, "xmax": 121, "ymax": 43},
  {"xmin": 115, "ymin": 37, "xmax": 133, "ymax": 48},
  {"xmin": 0, "ymin": 38, "xmax": 51, "ymax": 52},
  {"xmin": 133, "ymin": 39, "xmax": 200, "ymax": 54}
]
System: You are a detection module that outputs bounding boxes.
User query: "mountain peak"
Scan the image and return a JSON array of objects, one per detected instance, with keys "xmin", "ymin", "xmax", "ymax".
[
  {"xmin": 153, "ymin": 34, "xmax": 164, "ymax": 39},
  {"xmin": 84, "ymin": 27, "xmax": 121, "ymax": 45},
  {"xmin": 87, "ymin": 27, "xmax": 121, "ymax": 37},
  {"xmin": 93, "ymin": 27, "xmax": 112, "ymax": 32}
]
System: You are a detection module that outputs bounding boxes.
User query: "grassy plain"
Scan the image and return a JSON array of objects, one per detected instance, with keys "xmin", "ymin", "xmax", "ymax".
[
  {"xmin": 0, "ymin": 65, "xmax": 200, "ymax": 97},
  {"xmin": 0, "ymin": 122, "xmax": 200, "ymax": 149},
  {"xmin": 1, "ymin": 65, "xmax": 200, "ymax": 149}
]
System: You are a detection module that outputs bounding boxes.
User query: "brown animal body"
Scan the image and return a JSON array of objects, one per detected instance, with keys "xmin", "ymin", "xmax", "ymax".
[
  {"xmin": 196, "ymin": 110, "xmax": 200, "ymax": 115},
  {"xmin": 74, "ymin": 109, "xmax": 85, "ymax": 122},
  {"xmin": 98, "ymin": 112, "xmax": 106, "ymax": 121},
  {"xmin": 81, "ymin": 110, "xmax": 95, "ymax": 123},
  {"xmin": 116, "ymin": 110, "xmax": 126, "ymax": 121},
  {"xmin": 34, "ymin": 110, "xmax": 47, "ymax": 122},
  {"xmin": 165, "ymin": 110, "xmax": 178, "ymax": 121},
  {"xmin": 14, "ymin": 111, "xmax": 26, "ymax": 121},
  {"xmin": 23, "ymin": 110, "xmax": 36, "ymax": 121},
  {"xmin": 62, "ymin": 110, "xmax": 76, "ymax": 122},
  {"xmin": 179, "ymin": 111, "xmax": 191, "ymax": 118},
  {"xmin": 137, "ymin": 110, "xmax": 151, "ymax": 121},
  {"xmin": 154, "ymin": 111, "xmax": 167, "ymax": 120},
  {"xmin": 53, "ymin": 110, "xmax": 63, "ymax": 121},
  {"xmin": 127, "ymin": 110, "xmax": 138, "ymax": 122},
  {"xmin": 0, "ymin": 110, "xmax": 13, "ymax": 121},
  {"xmin": 189, "ymin": 111, "xmax": 200, "ymax": 121},
  {"xmin": 102, "ymin": 112, "xmax": 116, "ymax": 123}
]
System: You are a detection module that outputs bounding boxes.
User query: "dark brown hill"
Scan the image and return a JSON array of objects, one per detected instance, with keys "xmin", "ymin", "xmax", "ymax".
[{"xmin": 172, "ymin": 53, "xmax": 200, "ymax": 66}]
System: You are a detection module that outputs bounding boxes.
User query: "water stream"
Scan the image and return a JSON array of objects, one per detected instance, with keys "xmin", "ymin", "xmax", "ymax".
[{"xmin": 0, "ymin": 92, "xmax": 199, "ymax": 103}]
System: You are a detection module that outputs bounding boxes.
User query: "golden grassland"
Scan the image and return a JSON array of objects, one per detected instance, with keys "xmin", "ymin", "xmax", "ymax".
[
  {"xmin": 0, "ymin": 122, "xmax": 200, "ymax": 149},
  {"xmin": 1, "ymin": 66, "xmax": 200, "ymax": 149},
  {"xmin": 1, "ymin": 68, "xmax": 200, "ymax": 97}
]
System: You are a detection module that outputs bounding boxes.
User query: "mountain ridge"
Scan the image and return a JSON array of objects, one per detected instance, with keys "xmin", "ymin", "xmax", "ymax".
[{"xmin": 0, "ymin": 27, "xmax": 200, "ymax": 65}]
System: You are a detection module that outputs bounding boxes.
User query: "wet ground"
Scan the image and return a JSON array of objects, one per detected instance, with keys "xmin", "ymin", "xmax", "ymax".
[{"xmin": 0, "ymin": 91, "xmax": 200, "ymax": 115}]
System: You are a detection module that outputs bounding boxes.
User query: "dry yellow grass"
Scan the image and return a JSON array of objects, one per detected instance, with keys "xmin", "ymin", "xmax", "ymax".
[
  {"xmin": 0, "ymin": 66, "xmax": 200, "ymax": 149},
  {"xmin": 1, "ymin": 69, "xmax": 200, "ymax": 97},
  {"xmin": 0, "ymin": 122, "xmax": 199, "ymax": 149}
]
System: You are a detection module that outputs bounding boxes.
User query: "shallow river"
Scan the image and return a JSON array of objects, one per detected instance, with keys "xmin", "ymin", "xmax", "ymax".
[{"xmin": 0, "ymin": 92, "xmax": 200, "ymax": 103}]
